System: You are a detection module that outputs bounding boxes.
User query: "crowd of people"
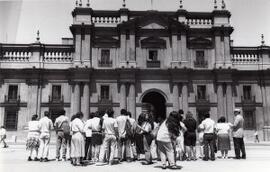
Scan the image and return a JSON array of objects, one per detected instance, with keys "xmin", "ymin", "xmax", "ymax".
[{"xmin": 24, "ymin": 108, "xmax": 247, "ymax": 169}]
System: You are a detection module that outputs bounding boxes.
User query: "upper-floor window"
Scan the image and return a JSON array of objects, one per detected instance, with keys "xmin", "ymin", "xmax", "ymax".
[
  {"xmin": 100, "ymin": 85, "xmax": 110, "ymax": 100},
  {"xmin": 194, "ymin": 50, "xmax": 207, "ymax": 68},
  {"xmin": 149, "ymin": 50, "xmax": 158, "ymax": 61},
  {"xmin": 52, "ymin": 85, "xmax": 61, "ymax": 102},
  {"xmin": 243, "ymin": 85, "xmax": 252, "ymax": 100},
  {"xmin": 100, "ymin": 49, "xmax": 112, "ymax": 67},
  {"xmin": 197, "ymin": 85, "xmax": 206, "ymax": 100},
  {"xmin": 8, "ymin": 85, "xmax": 18, "ymax": 101}
]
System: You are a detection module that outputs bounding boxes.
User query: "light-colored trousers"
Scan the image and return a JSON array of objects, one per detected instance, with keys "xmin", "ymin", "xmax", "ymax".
[
  {"xmin": 38, "ymin": 133, "xmax": 50, "ymax": 159},
  {"xmin": 157, "ymin": 141, "xmax": 175, "ymax": 166},
  {"xmin": 99, "ymin": 134, "xmax": 117, "ymax": 162}
]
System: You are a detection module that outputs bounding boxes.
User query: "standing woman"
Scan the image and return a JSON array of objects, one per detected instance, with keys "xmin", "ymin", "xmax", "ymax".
[
  {"xmin": 216, "ymin": 116, "xmax": 232, "ymax": 159},
  {"xmin": 134, "ymin": 113, "xmax": 145, "ymax": 160},
  {"xmin": 26, "ymin": 114, "xmax": 40, "ymax": 161},
  {"xmin": 156, "ymin": 111, "xmax": 181, "ymax": 169},
  {"xmin": 183, "ymin": 111, "xmax": 197, "ymax": 161},
  {"xmin": 70, "ymin": 112, "xmax": 85, "ymax": 166},
  {"xmin": 140, "ymin": 113, "xmax": 154, "ymax": 165}
]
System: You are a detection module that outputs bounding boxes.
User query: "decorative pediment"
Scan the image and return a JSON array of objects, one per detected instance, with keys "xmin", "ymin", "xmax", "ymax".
[
  {"xmin": 188, "ymin": 37, "xmax": 213, "ymax": 49},
  {"xmin": 141, "ymin": 37, "xmax": 166, "ymax": 49},
  {"xmin": 93, "ymin": 36, "xmax": 119, "ymax": 48},
  {"xmin": 141, "ymin": 23, "xmax": 166, "ymax": 29}
]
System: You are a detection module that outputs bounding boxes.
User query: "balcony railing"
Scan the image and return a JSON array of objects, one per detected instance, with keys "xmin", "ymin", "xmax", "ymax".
[
  {"xmin": 194, "ymin": 60, "xmax": 208, "ymax": 68},
  {"xmin": 4, "ymin": 95, "xmax": 20, "ymax": 103},
  {"xmin": 49, "ymin": 95, "xmax": 64, "ymax": 103},
  {"xmin": 98, "ymin": 60, "xmax": 112, "ymax": 67},
  {"xmin": 195, "ymin": 95, "xmax": 210, "ymax": 104},
  {"xmin": 241, "ymin": 96, "xmax": 256, "ymax": 103},
  {"xmin": 147, "ymin": 60, "xmax": 160, "ymax": 68}
]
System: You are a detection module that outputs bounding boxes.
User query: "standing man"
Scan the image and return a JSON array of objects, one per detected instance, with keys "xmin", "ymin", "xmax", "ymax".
[
  {"xmin": 116, "ymin": 109, "xmax": 132, "ymax": 162},
  {"xmin": 0, "ymin": 126, "xmax": 8, "ymax": 148},
  {"xmin": 98, "ymin": 109, "xmax": 119, "ymax": 165},
  {"xmin": 54, "ymin": 109, "xmax": 70, "ymax": 161},
  {"xmin": 38, "ymin": 111, "xmax": 53, "ymax": 162},
  {"xmin": 232, "ymin": 108, "xmax": 246, "ymax": 159},
  {"xmin": 200, "ymin": 113, "xmax": 216, "ymax": 161}
]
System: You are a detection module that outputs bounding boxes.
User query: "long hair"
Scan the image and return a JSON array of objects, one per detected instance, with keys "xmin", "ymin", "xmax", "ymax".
[
  {"xmin": 166, "ymin": 111, "xmax": 181, "ymax": 138},
  {"xmin": 138, "ymin": 113, "xmax": 145, "ymax": 126}
]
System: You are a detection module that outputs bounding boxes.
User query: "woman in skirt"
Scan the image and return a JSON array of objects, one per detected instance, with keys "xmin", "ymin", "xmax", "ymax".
[
  {"xmin": 26, "ymin": 114, "xmax": 40, "ymax": 161},
  {"xmin": 70, "ymin": 112, "xmax": 85, "ymax": 166},
  {"xmin": 216, "ymin": 116, "xmax": 232, "ymax": 159}
]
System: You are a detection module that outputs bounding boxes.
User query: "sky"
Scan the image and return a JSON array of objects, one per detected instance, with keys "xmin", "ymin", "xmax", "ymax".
[{"xmin": 0, "ymin": 0, "xmax": 269, "ymax": 46}]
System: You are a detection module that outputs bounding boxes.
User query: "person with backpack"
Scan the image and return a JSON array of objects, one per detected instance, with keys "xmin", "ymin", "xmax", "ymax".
[
  {"xmin": 116, "ymin": 109, "xmax": 132, "ymax": 162},
  {"xmin": 54, "ymin": 109, "xmax": 70, "ymax": 161}
]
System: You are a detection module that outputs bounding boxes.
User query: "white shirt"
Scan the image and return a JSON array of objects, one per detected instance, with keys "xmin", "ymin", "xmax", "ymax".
[
  {"xmin": 216, "ymin": 123, "xmax": 232, "ymax": 135},
  {"xmin": 116, "ymin": 115, "xmax": 129, "ymax": 137},
  {"xmin": 28, "ymin": 121, "xmax": 40, "ymax": 138},
  {"xmin": 0, "ymin": 128, "xmax": 6, "ymax": 136},
  {"xmin": 84, "ymin": 119, "xmax": 93, "ymax": 137},
  {"xmin": 157, "ymin": 121, "xmax": 171, "ymax": 142},
  {"xmin": 88, "ymin": 117, "xmax": 101, "ymax": 132},
  {"xmin": 39, "ymin": 116, "xmax": 53, "ymax": 133},
  {"xmin": 102, "ymin": 117, "xmax": 118, "ymax": 135},
  {"xmin": 54, "ymin": 115, "xmax": 69, "ymax": 128},
  {"xmin": 71, "ymin": 118, "xmax": 84, "ymax": 133},
  {"xmin": 201, "ymin": 118, "xmax": 215, "ymax": 134}
]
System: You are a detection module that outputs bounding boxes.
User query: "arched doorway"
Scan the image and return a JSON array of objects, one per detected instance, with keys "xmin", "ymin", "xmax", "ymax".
[{"xmin": 142, "ymin": 91, "xmax": 166, "ymax": 121}]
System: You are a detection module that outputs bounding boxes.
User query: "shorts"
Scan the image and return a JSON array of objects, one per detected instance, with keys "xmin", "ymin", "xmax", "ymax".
[{"xmin": 184, "ymin": 132, "xmax": 196, "ymax": 146}]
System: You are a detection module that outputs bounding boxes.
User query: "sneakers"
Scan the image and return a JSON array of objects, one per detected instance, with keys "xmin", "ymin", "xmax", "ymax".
[
  {"xmin": 27, "ymin": 157, "xmax": 32, "ymax": 161},
  {"xmin": 34, "ymin": 157, "xmax": 39, "ymax": 161},
  {"xmin": 161, "ymin": 164, "xmax": 167, "ymax": 170}
]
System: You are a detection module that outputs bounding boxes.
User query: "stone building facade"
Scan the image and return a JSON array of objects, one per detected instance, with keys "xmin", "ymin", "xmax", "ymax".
[{"xmin": 0, "ymin": 2, "xmax": 270, "ymax": 140}]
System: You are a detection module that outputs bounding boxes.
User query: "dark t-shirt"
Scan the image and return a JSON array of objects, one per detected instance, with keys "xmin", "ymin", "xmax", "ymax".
[{"xmin": 184, "ymin": 118, "xmax": 197, "ymax": 133}]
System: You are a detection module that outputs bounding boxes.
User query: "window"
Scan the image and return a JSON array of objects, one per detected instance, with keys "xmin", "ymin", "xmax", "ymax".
[
  {"xmin": 197, "ymin": 85, "xmax": 206, "ymax": 100},
  {"xmin": 8, "ymin": 85, "xmax": 18, "ymax": 101},
  {"xmin": 4, "ymin": 110, "xmax": 18, "ymax": 130},
  {"xmin": 101, "ymin": 49, "xmax": 110, "ymax": 64},
  {"xmin": 243, "ymin": 85, "xmax": 252, "ymax": 100},
  {"xmin": 52, "ymin": 85, "xmax": 61, "ymax": 102},
  {"xmin": 100, "ymin": 85, "xmax": 110, "ymax": 100},
  {"xmin": 149, "ymin": 50, "xmax": 158, "ymax": 61},
  {"xmin": 196, "ymin": 51, "xmax": 205, "ymax": 63},
  {"xmin": 243, "ymin": 110, "xmax": 255, "ymax": 130}
]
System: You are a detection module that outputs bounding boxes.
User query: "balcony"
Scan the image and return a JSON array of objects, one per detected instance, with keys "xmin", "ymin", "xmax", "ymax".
[
  {"xmin": 241, "ymin": 96, "xmax": 256, "ymax": 104},
  {"xmin": 194, "ymin": 60, "xmax": 208, "ymax": 68},
  {"xmin": 147, "ymin": 60, "xmax": 160, "ymax": 68},
  {"xmin": 98, "ymin": 60, "xmax": 112, "ymax": 67},
  {"xmin": 4, "ymin": 95, "xmax": 20, "ymax": 103},
  {"xmin": 49, "ymin": 95, "xmax": 64, "ymax": 104},
  {"xmin": 195, "ymin": 95, "xmax": 210, "ymax": 106}
]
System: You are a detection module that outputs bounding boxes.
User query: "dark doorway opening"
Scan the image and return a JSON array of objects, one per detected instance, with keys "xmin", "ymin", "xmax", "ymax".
[
  {"xmin": 142, "ymin": 91, "xmax": 166, "ymax": 121},
  {"xmin": 197, "ymin": 109, "xmax": 209, "ymax": 124}
]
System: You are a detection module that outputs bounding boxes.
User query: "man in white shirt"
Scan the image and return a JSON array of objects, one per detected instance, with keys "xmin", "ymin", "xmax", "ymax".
[
  {"xmin": 232, "ymin": 108, "xmax": 246, "ymax": 159},
  {"xmin": 116, "ymin": 109, "xmax": 132, "ymax": 162},
  {"xmin": 98, "ymin": 109, "xmax": 119, "ymax": 165},
  {"xmin": 38, "ymin": 111, "xmax": 53, "ymax": 162},
  {"xmin": 200, "ymin": 113, "xmax": 216, "ymax": 161},
  {"xmin": 84, "ymin": 113, "xmax": 95, "ymax": 160},
  {"xmin": 54, "ymin": 109, "xmax": 69, "ymax": 161},
  {"xmin": 0, "ymin": 126, "xmax": 8, "ymax": 148}
]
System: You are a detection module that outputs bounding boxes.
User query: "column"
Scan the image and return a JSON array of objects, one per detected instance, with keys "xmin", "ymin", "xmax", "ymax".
[
  {"xmin": 74, "ymin": 34, "xmax": 82, "ymax": 66},
  {"xmin": 120, "ymin": 34, "xmax": 126, "ymax": 62},
  {"xmin": 172, "ymin": 83, "xmax": 179, "ymax": 111},
  {"xmin": 73, "ymin": 83, "xmax": 81, "ymax": 114},
  {"xmin": 217, "ymin": 83, "xmax": 224, "ymax": 120},
  {"xmin": 172, "ymin": 35, "xmax": 178, "ymax": 61},
  {"xmin": 120, "ymin": 83, "xmax": 127, "ymax": 110},
  {"xmin": 182, "ymin": 83, "xmax": 188, "ymax": 114},
  {"xmin": 81, "ymin": 83, "xmax": 90, "ymax": 119},
  {"xmin": 82, "ymin": 34, "xmax": 91, "ymax": 67},
  {"xmin": 224, "ymin": 36, "xmax": 231, "ymax": 66},
  {"xmin": 215, "ymin": 36, "xmax": 222, "ymax": 67},
  {"xmin": 128, "ymin": 83, "xmax": 136, "ymax": 118},
  {"xmin": 129, "ymin": 34, "xmax": 135, "ymax": 61},
  {"xmin": 226, "ymin": 83, "xmax": 234, "ymax": 123},
  {"xmin": 181, "ymin": 34, "xmax": 188, "ymax": 65}
]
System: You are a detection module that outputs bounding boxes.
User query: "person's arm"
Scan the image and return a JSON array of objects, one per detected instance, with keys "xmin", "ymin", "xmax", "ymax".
[{"xmin": 232, "ymin": 117, "xmax": 239, "ymax": 129}]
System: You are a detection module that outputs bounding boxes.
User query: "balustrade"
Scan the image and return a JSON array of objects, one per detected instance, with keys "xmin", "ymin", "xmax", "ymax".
[
  {"xmin": 186, "ymin": 18, "xmax": 213, "ymax": 26},
  {"xmin": 1, "ymin": 51, "xmax": 31, "ymax": 62},
  {"xmin": 92, "ymin": 16, "xmax": 121, "ymax": 24},
  {"xmin": 231, "ymin": 53, "xmax": 259, "ymax": 64},
  {"xmin": 44, "ymin": 51, "xmax": 73, "ymax": 62}
]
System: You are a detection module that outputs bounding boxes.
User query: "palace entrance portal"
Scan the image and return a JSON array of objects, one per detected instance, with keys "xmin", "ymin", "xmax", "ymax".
[{"xmin": 141, "ymin": 91, "xmax": 166, "ymax": 121}]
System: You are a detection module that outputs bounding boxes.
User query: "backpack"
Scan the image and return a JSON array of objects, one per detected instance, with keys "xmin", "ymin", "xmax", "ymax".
[
  {"xmin": 60, "ymin": 121, "xmax": 70, "ymax": 135},
  {"xmin": 125, "ymin": 119, "xmax": 133, "ymax": 139}
]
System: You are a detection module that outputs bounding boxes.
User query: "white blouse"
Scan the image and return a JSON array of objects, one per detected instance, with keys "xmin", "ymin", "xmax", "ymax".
[
  {"xmin": 216, "ymin": 123, "xmax": 232, "ymax": 135},
  {"xmin": 71, "ymin": 118, "xmax": 84, "ymax": 133}
]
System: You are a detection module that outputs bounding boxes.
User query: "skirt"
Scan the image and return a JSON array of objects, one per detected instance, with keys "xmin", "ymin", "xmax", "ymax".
[
  {"xmin": 217, "ymin": 134, "xmax": 231, "ymax": 151},
  {"xmin": 26, "ymin": 137, "xmax": 40, "ymax": 150},
  {"xmin": 91, "ymin": 132, "xmax": 102, "ymax": 145},
  {"xmin": 71, "ymin": 132, "xmax": 85, "ymax": 158},
  {"xmin": 134, "ymin": 133, "xmax": 144, "ymax": 154}
]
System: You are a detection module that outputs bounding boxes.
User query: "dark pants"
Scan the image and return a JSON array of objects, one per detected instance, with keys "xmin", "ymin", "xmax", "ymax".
[
  {"xmin": 85, "ymin": 137, "xmax": 92, "ymax": 160},
  {"xmin": 203, "ymin": 133, "xmax": 215, "ymax": 160},
  {"xmin": 233, "ymin": 137, "xmax": 246, "ymax": 159}
]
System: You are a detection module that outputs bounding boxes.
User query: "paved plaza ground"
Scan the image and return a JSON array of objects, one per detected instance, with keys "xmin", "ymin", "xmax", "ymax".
[{"xmin": 1, "ymin": 143, "xmax": 270, "ymax": 172}]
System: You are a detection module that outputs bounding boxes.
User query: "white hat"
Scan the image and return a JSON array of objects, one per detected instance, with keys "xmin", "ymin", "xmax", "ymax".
[{"xmin": 234, "ymin": 108, "xmax": 241, "ymax": 113}]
